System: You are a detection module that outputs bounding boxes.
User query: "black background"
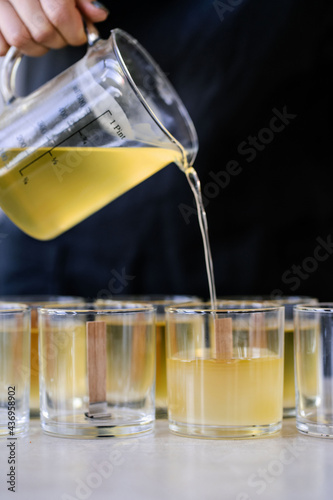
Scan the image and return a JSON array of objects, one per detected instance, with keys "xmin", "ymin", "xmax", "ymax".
[{"xmin": 1, "ymin": 0, "xmax": 333, "ymax": 301}]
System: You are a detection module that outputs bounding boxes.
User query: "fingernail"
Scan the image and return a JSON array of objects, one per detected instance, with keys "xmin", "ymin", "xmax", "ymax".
[{"xmin": 91, "ymin": 1, "xmax": 110, "ymax": 14}]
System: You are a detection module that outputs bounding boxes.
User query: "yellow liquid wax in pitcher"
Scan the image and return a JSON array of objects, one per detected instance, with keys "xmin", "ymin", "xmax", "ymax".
[
  {"xmin": 0, "ymin": 147, "xmax": 180, "ymax": 240},
  {"xmin": 167, "ymin": 351, "xmax": 283, "ymax": 426}
]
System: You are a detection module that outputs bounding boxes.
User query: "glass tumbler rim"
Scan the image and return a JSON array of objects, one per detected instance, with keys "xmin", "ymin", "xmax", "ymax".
[
  {"xmin": 0, "ymin": 302, "xmax": 31, "ymax": 313},
  {"xmin": 96, "ymin": 295, "xmax": 201, "ymax": 304},
  {"xmin": 39, "ymin": 301, "xmax": 155, "ymax": 316},
  {"xmin": 167, "ymin": 301, "xmax": 285, "ymax": 315},
  {"xmin": 294, "ymin": 302, "xmax": 333, "ymax": 313},
  {"xmin": 219, "ymin": 295, "xmax": 318, "ymax": 304}
]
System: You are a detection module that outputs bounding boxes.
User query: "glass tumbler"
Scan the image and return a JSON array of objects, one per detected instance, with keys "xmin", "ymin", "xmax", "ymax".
[
  {"xmin": 0, "ymin": 295, "xmax": 84, "ymax": 417},
  {"xmin": 294, "ymin": 303, "xmax": 333, "ymax": 438},
  {"xmin": 166, "ymin": 302, "xmax": 284, "ymax": 438},
  {"xmin": 0, "ymin": 303, "xmax": 30, "ymax": 437},
  {"xmin": 38, "ymin": 302, "xmax": 155, "ymax": 438}
]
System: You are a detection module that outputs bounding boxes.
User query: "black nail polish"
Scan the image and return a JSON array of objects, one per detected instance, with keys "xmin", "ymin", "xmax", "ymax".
[{"xmin": 91, "ymin": 1, "xmax": 110, "ymax": 15}]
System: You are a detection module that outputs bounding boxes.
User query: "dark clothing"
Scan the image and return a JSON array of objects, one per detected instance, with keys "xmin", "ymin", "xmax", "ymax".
[{"xmin": 1, "ymin": 0, "xmax": 333, "ymax": 300}]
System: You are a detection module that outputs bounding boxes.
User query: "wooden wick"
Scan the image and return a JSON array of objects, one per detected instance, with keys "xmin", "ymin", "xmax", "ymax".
[
  {"xmin": 131, "ymin": 314, "xmax": 147, "ymax": 380},
  {"xmin": 85, "ymin": 321, "xmax": 110, "ymax": 419},
  {"xmin": 31, "ymin": 308, "xmax": 38, "ymax": 330},
  {"xmin": 249, "ymin": 313, "xmax": 267, "ymax": 350},
  {"xmin": 213, "ymin": 316, "xmax": 233, "ymax": 359}
]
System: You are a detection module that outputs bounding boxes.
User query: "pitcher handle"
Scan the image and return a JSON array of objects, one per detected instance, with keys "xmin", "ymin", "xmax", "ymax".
[
  {"xmin": 0, "ymin": 21, "xmax": 100, "ymax": 106},
  {"xmin": 0, "ymin": 46, "xmax": 22, "ymax": 105}
]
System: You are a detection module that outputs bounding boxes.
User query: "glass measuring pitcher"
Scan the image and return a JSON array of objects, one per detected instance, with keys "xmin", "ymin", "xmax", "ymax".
[{"xmin": 0, "ymin": 28, "xmax": 198, "ymax": 240}]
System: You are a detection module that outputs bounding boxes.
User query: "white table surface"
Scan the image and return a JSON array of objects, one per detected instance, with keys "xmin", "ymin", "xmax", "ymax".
[{"xmin": 0, "ymin": 418, "xmax": 332, "ymax": 500}]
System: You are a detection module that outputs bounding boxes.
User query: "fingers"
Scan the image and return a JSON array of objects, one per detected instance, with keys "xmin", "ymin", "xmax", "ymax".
[
  {"xmin": 76, "ymin": 0, "xmax": 110, "ymax": 22},
  {"xmin": 4, "ymin": 0, "xmax": 69, "ymax": 54},
  {"xmin": 0, "ymin": 0, "xmax": 48, "ymax": 56},
  {"xmin": 39, "ymin": 0, "xmax": 87, "ymax": 46},
  {"xmin": 0, "ymin": 31, "xmax": 10, "ymax": 56},
  {"xmin": 0, "ymin": 0, "xmax": 109, "ymax": 57}
]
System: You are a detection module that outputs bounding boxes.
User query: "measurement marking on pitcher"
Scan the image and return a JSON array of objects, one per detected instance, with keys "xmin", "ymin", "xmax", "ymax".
[{"xmin": 18, "ymin": 110, "xmax": 122, "ymax": 177}]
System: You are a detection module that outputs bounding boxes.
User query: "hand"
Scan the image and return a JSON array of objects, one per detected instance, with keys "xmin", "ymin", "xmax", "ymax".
[{"xmin": 0, "ymin": 0, "xmax": 109, "ymax": 57}]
